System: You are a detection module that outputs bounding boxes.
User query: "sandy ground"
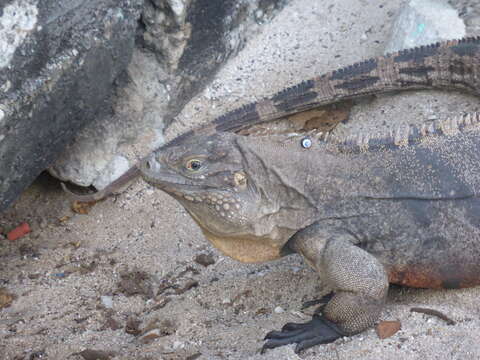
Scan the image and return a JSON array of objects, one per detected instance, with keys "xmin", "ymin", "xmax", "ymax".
[{"xmin": 2, "ymin": 0, "xmax": 480, "ymax": 359}]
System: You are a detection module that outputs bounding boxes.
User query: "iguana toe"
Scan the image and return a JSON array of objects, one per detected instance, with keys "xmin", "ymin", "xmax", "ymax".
[
  {"xmin": 261, "ymin": 314, "xmax": 343, "ymax": 354},
  {"xmin": 301, "ymin": 292, "xmax": 334, "ymax": 310}
]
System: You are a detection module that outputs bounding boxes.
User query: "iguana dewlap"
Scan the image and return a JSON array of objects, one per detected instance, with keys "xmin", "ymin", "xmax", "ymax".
[{"xmin": 140, "ymin": 112, "xmax": 480, "ymax": 353}]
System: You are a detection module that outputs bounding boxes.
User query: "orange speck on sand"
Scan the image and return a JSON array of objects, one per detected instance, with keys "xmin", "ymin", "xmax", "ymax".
[{"xmin": 7, "ymin": 223, "xmax": 31, "ymax": 241}]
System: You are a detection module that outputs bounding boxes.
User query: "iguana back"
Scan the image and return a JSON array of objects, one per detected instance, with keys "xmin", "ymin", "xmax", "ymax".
[{"xmin": 236, "ymin": 113, "xmax": 480, "ymax": 289}]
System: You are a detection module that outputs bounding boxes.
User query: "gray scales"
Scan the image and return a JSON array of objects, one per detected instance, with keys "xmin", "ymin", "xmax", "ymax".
[
  {"xmin": 64, "ymin": 37, "xmax": 480, "ymax": 353},
  {"xmin": 64, "ymin": 37, "xmax": 480, "ymax": 202}
]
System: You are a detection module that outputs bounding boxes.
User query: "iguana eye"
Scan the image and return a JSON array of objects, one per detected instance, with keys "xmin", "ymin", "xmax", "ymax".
[{"xmin": 186, "ymin": 159, "xmax": 202, "ymax": 171}]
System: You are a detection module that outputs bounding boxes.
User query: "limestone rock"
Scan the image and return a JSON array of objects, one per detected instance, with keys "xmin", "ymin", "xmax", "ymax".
[
  {"xmin": 0, "ymin": 0, "xmax": 142, "ymax": 211},
  {"xmin": 50, "ymin": 0, "xmax": 286, "ymax": 190},
  {"xmin": 385, "ymin": 0, "xmax": 465, "ymax": 53}
]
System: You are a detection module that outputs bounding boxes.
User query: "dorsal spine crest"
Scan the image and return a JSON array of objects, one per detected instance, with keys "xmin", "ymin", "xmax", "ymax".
[{"xmin": 321, "ymin": 112, "xmax": 480, "ymax": 154}]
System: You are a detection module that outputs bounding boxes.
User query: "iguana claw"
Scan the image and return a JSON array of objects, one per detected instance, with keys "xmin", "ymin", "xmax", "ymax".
[
  {"xmin": 261, "ymin": 314, "xmax": 343, "ymax": 354},
  {"xmin": 301, "ymin": 292, "xmax": 334, "ymax": 310}
]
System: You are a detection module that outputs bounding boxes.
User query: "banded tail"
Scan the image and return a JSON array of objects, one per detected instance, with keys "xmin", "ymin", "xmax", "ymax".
[{"xmin": 213, "ymin": 37, "xmax": 480, "ymax": 133}]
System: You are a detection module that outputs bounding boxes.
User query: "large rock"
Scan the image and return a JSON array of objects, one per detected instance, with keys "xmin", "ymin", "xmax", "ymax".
[
  {"xmin": 448, "ymin": 0, "xmax": 480, "ymax": 36},
  {"xmin": 50, "ymin": 0, "xmax": 286, "ymax": 190},
  {"xmin": 385, "ymin": 0, "xmax": 465, "ymax": 53},
  {"xmin": 0, "ymin": 0, "xmax": 142, "ymax": 211}
]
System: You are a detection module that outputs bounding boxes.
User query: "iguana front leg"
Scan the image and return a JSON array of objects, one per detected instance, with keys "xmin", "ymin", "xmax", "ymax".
[{"xmin": 262, "ymin": 224, "xmax": 388, "ymax": 353}]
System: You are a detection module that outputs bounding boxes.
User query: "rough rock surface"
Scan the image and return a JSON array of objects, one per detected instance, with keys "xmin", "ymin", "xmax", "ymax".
[
  {"xmin": 50, "ymin": 0, "xmax": 287, "ymax": 190},
  {"xmin": 449, "ymin": 0, "xmax": 480, "ymax": 35},
  {"xmin": 385, "ymin": 0, "xmax": 465, "ymax": 53},
  {"xmin": 0, "ymin": 0, "xmax": 142, "ymax": 211}
]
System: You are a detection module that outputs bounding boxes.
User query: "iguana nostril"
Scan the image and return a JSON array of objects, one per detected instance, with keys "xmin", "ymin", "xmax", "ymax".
[{"xmin": 144, "ymin": 155, "xmax": 160, "ymax": 171}]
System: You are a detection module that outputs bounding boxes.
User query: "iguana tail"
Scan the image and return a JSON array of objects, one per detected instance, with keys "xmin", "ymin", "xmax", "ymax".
[
  {"xmin": 61, "ymin": 165, "xmax": 141, "ymax": 202},
  {"xmin": 213, "ymin": 37, "xmax": 480, "ymax": 132}
]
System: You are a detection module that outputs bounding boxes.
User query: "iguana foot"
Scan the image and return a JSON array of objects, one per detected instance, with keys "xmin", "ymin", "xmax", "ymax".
[{"xmin": 261, "ymin": 314, "xmax": 343, "ymax": 354}]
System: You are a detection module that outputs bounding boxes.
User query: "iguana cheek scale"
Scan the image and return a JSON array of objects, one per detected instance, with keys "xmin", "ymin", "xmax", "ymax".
[{"xmin": 139, "ymin": 112, "xmax": 480, "ymax": 353}]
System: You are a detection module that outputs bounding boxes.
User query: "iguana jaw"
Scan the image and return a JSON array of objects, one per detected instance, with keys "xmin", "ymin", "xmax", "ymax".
[
  {"xmin": 140, "ymin": 154, "xmax": 293, "ymax": 263},
  {"xmin": 141, "ymin": 165, "xmax": 207, "ymax": 198}
]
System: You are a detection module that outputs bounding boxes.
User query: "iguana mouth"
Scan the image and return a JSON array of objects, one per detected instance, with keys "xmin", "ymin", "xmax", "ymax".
[
  {"xmin": 142, "ymin": 173, "xmax": 208, "ymax": 198},
  {"xmin": 142, "ymin": 172, "xmax": 194, "ymax": 188},
  {"xmin": 143, "ymin": 176, "xmax": 200, "ymax": 193}
]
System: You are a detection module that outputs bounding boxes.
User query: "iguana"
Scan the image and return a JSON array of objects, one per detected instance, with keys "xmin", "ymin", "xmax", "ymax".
[
  {"xmin": 139, "ymin": 112, "xmax": 480, "ymax": 353},
  {"xmin": 64, "ymin": 37, "xmax": 480, "ymax": 202}
]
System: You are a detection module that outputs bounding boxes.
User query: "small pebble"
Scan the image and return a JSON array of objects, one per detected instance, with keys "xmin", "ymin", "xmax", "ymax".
[
  {"xmin": 78, "ymin": 349, "xmax": 115, "ymax": 360},
  {"xmin": 125, "ymin": 316, "xmax": 142, "ymax": 336},
  {"xmin": 0, "ymin": 288, "xmax": 15, "ymax": 309},
  {"xmin": 173, "ymin": 340, "xmax": 185, "ymax": 350},
  {"xmin": 7, "ymin": 222, "xmax": 31, "ymax": 241},
  {"xmin": 101, "ymin": 296, "xmax": 113, "ymax": 309},
  {"xmin": 194, "ymin": 253, "xmax": 215, "ymax": 267},
  {"xmin": 53, "ymin": 273, "xmax": 67, "ymax": 279},
  {"xmin": 39, "ymin": 219, "xmax": 48, "ymax": 230},
  {"xmin": 140, "ymin": 329, "xmax": 161, "ymax": 344},
  {"xmin": 255, "ymin": 9, "xmax": 264, "ymax": 20},
  {"xmin": 376, "ymin": 320, "xmax": 401, "ymax": 339},
  {"xmin": 274, "ymin": 306, "xmax": 285, "ymax": 314}
]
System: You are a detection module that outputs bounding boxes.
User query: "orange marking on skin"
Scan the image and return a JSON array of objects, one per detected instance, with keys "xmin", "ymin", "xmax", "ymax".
[{"xmin": 387, "ymin": 264, "xmax": 480, "ymax": 289}]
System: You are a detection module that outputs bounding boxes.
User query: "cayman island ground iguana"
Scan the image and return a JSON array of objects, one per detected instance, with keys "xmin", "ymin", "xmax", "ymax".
[
  {"xmin": 139, "ymin": 111, "xmax": 480, "ymax": 353},
  {"xmin": 64, "ymin": 37, "xmax": 480, "ymax": 202}
]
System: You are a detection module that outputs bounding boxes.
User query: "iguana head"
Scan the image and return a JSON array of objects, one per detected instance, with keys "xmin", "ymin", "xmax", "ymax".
[
  {"xmin": 139, "ymin": 131, "xmax": 317, "ymax": 262},
  {"xmin": 139, "ymin": 132, "xmax": 315, "ymax": 262},
  {"xmin": 139, "ymin": 132, "xmax": 260, "ymax": 237}
]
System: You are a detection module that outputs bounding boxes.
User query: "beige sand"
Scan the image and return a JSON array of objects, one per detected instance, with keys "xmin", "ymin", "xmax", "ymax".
[{"xmin": 2, "ymin": 1, "xmax": 480, "ymax": 359}]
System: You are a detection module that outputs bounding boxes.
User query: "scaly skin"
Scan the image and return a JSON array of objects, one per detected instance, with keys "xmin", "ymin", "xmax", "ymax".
[
  {"xmin": 64, "ymin": 37, "xmax": 480, "ymax": 202},
  {"xmin": 139, "ymin": 112, "xmax": 480, "ymax": 352}
]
